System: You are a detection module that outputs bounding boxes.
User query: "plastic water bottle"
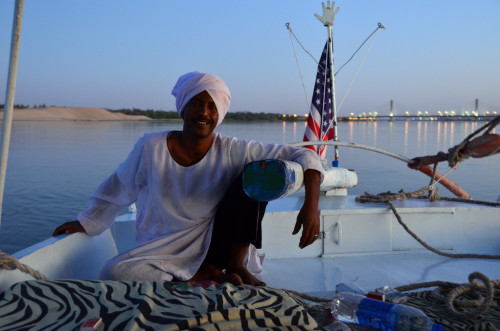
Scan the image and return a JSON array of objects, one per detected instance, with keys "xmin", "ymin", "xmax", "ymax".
[{"xmin": 331, "ymin": 292, "xmax": 443, "ymax": 331}]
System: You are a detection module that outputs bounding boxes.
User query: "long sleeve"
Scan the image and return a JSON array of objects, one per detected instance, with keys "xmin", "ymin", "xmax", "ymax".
[{"xmin": 78, "ymin": 136, "xmax": 147, "ymax": 236}]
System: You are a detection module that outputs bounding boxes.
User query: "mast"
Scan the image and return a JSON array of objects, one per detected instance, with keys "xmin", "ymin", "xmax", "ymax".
[
  {"xmin": 0, "ymin": 0, "xmax": 25, "ymax": 228},
  {"xmin": 315, "ymin": 1, "xmax": 339, "ymax": 166},
  {"xmin": 327, "ymin": 23, "xmax": 339, "ymax": 166}
]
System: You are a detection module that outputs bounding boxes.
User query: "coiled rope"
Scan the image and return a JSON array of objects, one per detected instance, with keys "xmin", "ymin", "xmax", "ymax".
[
  {"xmin": 395, "ymin": 271, "xmax": 500, "ymax": 320},
  {"xmin": 0, "ymin": 249, "xmax": 47, "ymax": 280}
]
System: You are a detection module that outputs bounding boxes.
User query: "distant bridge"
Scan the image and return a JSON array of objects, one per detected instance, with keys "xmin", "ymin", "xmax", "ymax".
[{"xmin": 339, "ymin": 115, "xmax": 499, "ymax": 122}]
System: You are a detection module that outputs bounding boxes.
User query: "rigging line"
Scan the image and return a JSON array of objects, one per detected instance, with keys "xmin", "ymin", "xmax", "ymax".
[
  {"xmin": 320, "ymin": 24, "xmax": 384, "ymax": 140},
  {"xmin": 336, "ymin": 27, "xmax": 381, "ymax": 113},
  {"xmin": 335, "ymin": 23, "xmax": 385, "ymax": 77},
  {"xmin": 286, "ymin": 22, "xmax": 321, "ymax": 143},
  {"xmin": 429, "ymin": 164, "xmax": 458, "ymax": 187},
  {"xmin": 285, "ymin": 23, "xmax": 322, "ymax": 69},
  {"xmin": 286, "ymin": 23, "xmax": 311, "ymax": 116}
]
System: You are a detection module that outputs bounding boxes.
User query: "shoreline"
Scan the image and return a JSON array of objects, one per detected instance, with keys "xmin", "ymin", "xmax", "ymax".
[{"xmin": 0, "ymin": 107, "xmax": 151, "ymax": 121}]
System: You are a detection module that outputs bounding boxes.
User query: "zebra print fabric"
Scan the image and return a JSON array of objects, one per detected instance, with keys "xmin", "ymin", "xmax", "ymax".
[{"xmin": 0, "ymin": 280, "xmax": 319, "ymax": 330}]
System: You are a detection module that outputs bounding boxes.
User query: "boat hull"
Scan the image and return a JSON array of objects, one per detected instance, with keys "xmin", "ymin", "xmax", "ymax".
[{"xmin": 1, "ymin": 195, "xmax": 499, "ymax": 295}]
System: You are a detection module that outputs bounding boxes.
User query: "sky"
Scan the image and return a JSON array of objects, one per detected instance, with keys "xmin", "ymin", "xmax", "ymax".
[{"xmin": 1, "ymin": 0, "xmax": 500, "ymax": 116}]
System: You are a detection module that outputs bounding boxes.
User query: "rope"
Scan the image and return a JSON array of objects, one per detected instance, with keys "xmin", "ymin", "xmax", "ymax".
[
  {"xmin": 420, "ymin": 195, "xmax": 500, "ymax": 207},
  {"xmin": 356, "ymin": 188, "xmax": 500, "ymax": 259},
  {"xmin": 337, "ymin": 26, "xmax": 381, "ymax": 113},
  {"xmin": 286, "ymin": 23, "xmax": 312, "ymax": 115},
  {"xmin": 0, "ymin": 249, "xmax": 47, "ymax": 280},
  {"xmin": 395, "ymin": 271, "xmax": 500, "ymax": 320},
  {"xmin": 285, "ymin": 22, "xmax": 322, "ymax": 68},
  {"xmin": 387, "ymin": 200, "xmax": 500, "ymax": 259},
  {"xmin": 335, "ymin": 23, "xmax": 385, "ymax": 77}
]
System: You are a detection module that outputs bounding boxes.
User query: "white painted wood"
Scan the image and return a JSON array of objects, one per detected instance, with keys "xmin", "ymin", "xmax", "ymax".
[
  {"xmin": 0, "ymin": 230, "xmax": 117, "ymax": 292},
  {"xmin": 323, "ymin": 212, "xmax": 392, "ymax": 254}
]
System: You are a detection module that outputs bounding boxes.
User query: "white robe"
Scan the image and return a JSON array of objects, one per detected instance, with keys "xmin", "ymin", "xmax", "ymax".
[{"xmin": 78, "ymin": 131, "xmax": 325, "ymax": 281}]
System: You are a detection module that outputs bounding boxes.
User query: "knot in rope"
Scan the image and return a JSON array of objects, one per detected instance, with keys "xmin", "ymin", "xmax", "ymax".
[
  {"xmin": 0, "ymin": 249, "xmax": 47, "ymax": 280},
  {"xmin": 438, "ymin": 145, "xmax": 470, "ymax": 168},
  {"xmin": 439, "ymin": 114, "xmax": 500, "ymax": 168},
  {"xmin": 433, "ymin": 272, "xmax": 499, "ymax": 320}
]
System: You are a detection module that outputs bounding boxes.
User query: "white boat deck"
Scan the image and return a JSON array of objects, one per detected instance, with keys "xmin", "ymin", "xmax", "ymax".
[{"xmin": 260, "ymin": 251, "xmax": 500, "ymax": 298}]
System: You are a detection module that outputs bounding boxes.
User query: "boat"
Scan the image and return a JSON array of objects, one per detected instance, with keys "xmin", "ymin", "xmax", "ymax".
[{"xmin": 1, "ymin": 1, "xmax": 500, "ymax": 330}]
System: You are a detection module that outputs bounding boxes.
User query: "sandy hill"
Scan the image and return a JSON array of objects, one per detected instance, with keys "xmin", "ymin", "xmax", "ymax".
[{"xmin": 0, "ymin": 107, "xmax": 151, "ymax": 121}]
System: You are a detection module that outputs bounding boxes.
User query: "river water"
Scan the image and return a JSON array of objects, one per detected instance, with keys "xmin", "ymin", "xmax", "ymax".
[{"xmin": 0, "ymin": 120, "xmax": 498, "ymax": 254}]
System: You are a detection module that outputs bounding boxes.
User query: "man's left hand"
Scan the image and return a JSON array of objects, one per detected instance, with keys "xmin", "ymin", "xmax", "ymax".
[
  {"xmin": 293, "ymin": 203, "xmax": 320, "ymax": 249},
  {"xmin": 292, "ymin": 169, "xmax": 321, "ymax": 249}
]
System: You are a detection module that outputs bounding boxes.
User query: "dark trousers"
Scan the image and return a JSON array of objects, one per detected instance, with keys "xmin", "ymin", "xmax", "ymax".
[{"xmin": 203, "ymin": 174, "xmax": 268, "ymax": 269}]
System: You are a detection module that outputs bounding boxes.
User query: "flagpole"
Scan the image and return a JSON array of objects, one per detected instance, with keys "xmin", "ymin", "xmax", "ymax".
[
  {"xmin": 314, "ymin": 1, "xmax": 340, "ymax": 166},
  {"xmin": 327, "ymin": 23, "xmax": 339, "ymax": 167}
]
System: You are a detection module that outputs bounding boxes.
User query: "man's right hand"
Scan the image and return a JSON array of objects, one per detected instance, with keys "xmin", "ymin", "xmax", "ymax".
[{"xmin": 52, "ymin": 220, "xmax": 86, "ymax": 236}]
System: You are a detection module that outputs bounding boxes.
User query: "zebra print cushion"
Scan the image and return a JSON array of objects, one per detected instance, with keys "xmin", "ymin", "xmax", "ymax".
[{"xmin": 0, "ymin": 280, "xmax": 319, "ymax": 330}]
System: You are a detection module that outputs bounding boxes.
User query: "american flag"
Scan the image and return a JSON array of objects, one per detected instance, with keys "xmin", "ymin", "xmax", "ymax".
[{"xmin": 303, "ymin": 42, "xmax": 334, "ymax": 159}]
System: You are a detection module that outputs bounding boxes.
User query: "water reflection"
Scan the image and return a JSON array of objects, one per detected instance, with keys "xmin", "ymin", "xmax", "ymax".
[
  {"xmin": 450, "ymin": 122, "xmax": 455, "ymax": 148},
  {"xmin": 404, "ymin": 121, "xmax": 408, "ymax": 155},
  {"xmin": 437, "ymin": 122, "xmax": 441, "ymax": 152}
]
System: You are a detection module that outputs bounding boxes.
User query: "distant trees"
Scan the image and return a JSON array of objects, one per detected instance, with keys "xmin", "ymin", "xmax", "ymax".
[
  {"xmin": 110, "ymin": 108, "xmax": 306, "ymax": 122},
  {"xmin": 0, "ymin": 104, "xmax": 31, "ymax": 110},
  {"xmin": 110, "ymin": 108, "xmax": 179, "ymax": 119},
  {"xmin": 0, "ymin": 104, "xmax": 47, "ymax": 110}
]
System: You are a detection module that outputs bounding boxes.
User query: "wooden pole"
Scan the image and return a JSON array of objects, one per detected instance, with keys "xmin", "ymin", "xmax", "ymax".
[{"xmin": 0, "ymin": 0, "xmax": 25, "ymax": 228}]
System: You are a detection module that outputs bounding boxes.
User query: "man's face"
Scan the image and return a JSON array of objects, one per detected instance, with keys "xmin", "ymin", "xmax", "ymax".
[{"xmin": 182, "ymin": 91, "xmax": 219, "ymax": 139}]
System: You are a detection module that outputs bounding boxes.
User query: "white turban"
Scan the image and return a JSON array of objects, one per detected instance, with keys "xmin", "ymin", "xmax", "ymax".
[{"xmin": 171, "ymin": 71, "xmax": 231, "ymax": 126}]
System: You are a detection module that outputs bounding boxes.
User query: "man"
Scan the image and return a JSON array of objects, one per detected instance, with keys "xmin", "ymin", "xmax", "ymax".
[{"xmin": 53, "ymin": 71, "xmax": 324, "ymax": 286}]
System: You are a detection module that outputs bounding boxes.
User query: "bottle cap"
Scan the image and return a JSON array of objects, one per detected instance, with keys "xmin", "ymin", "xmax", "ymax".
[{"xmin": 432, "ymin": 324, "xmax": 444, "ymax": 331}]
